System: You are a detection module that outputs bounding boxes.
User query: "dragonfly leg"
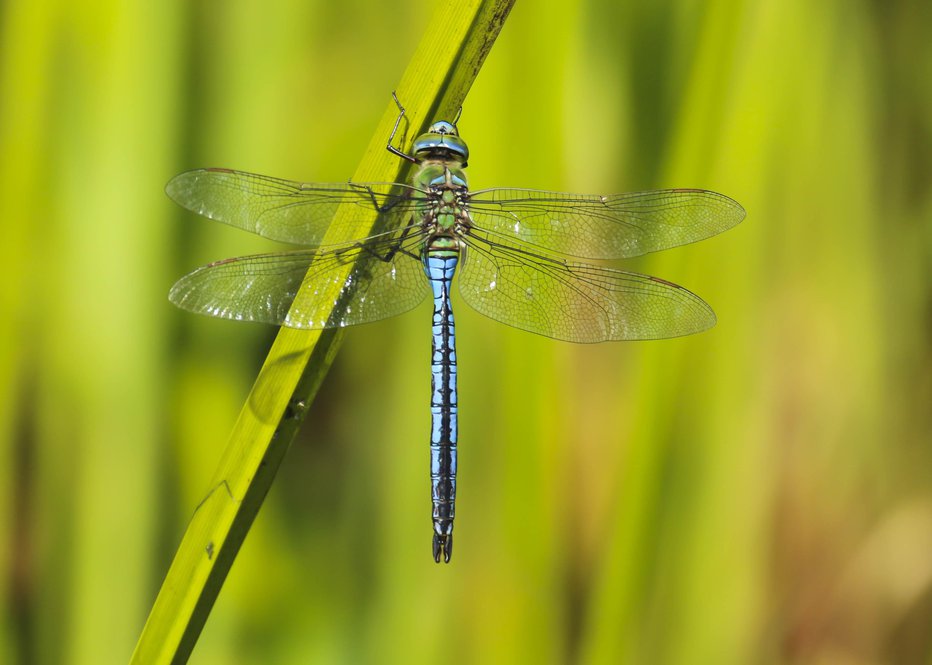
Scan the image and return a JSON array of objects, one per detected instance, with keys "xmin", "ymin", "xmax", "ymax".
[
  {"xmin": 336, "ymin": 223, "xmax": 420, "ymax": 265},
  {"xmin": 387, "ymin": 91, "xmax": 417, "ymax": 164},
  {"xmin": 344, "ymin": 181, "xmax": 409, "ymax": 217},
  {"xmin": 356, "ymin": 240, "xmax": 419, "ymax": 263},
  {"xmin": 378, "ymin": 223, "xmax": 420, "ymax": 262}
]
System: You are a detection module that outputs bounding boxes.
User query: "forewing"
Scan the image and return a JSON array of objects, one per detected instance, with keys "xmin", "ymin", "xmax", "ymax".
[
  {"xmin": 169, "ymin": 234, "xmax": 429, "ymax": 329},
  {"xmin": 466, "ymin": 188, "xmax": 745, "ymax": 259},
  {"xmin": 166, "ymin": 168, "xmax": 425, "ymax": 246},
  {"xmin": 458, "ymin": 231, "xmax": 716, "ymax": 342}
]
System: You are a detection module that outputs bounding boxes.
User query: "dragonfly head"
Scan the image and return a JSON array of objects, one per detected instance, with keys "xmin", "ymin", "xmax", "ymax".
[{"xmin": 413, "ymin": 120, "xmax": 469, "ymax": 165}]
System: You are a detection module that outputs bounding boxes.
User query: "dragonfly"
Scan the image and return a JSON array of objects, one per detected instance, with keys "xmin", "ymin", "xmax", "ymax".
[{"xmin": 166, "ymin": 97, "xmax": 745, "ymax": 563}]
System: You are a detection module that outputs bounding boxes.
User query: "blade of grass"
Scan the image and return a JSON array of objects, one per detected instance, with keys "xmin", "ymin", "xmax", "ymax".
[{"xmin": 131, "ymin": 1, "xmax": 515, "ymax": 662}]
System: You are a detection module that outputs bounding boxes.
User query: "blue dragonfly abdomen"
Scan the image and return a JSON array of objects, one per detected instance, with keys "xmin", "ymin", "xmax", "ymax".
[{"xmin": 424, "ymin": 250, "xmax": 459, "ymax": 563}]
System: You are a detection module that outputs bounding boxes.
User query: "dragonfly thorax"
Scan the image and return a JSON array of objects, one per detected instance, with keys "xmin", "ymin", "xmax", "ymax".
[
  {"xmin": 411, "ymin": 162, "xmax": 470, "ymax": 240},
  {"xmin": 413, "ymin": 162, "xmax": 468, "ymax": 191}
]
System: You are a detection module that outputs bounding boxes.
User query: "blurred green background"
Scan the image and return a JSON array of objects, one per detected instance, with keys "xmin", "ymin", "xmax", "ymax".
[{"xmin": 2, "ymin": 0, "xmax": 931, "ymax": 663}]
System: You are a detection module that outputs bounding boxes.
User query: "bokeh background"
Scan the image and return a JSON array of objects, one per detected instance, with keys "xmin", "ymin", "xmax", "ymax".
[{"xmin": 2, "ymin": 0, "xmax": 931, "ymax": 663}]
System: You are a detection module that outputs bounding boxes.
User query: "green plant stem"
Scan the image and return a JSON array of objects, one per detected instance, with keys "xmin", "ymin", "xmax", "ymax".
[{"xmin": 130, "ymin": 1, "xmax": 515, "ymax": 662}]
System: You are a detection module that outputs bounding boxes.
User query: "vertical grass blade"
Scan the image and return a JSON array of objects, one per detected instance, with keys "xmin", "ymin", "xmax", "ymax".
[{"xmin": 130, "ymin": 1, "xmax": 515, "ymax": 662}]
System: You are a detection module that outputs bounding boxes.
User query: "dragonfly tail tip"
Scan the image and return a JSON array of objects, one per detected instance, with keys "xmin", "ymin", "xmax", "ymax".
[{"xmin": 432, "ymin": 534, "xmax": 453, "ymax": 563}]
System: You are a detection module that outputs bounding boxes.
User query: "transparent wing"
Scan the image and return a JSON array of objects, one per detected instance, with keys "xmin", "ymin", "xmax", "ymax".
[
  {"xmin": 169, "ymin": 232, "xmax": 430, "ymax": 329},
  {"xmin": 166, "ymin": 168, "xmax": 426, "ymax": 246},
  {"xmin": 466, "ymin": 188, "xmax": 745, "ymax": 259},
  {"xmin": 458, "ymin": 230, "xmax": 716, "ymax": 343}
]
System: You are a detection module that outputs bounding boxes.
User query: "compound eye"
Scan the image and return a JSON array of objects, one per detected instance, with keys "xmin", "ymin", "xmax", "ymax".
[{"xmin": 428, "ymin": 121, "xmax": 457, "ymax": 136}]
